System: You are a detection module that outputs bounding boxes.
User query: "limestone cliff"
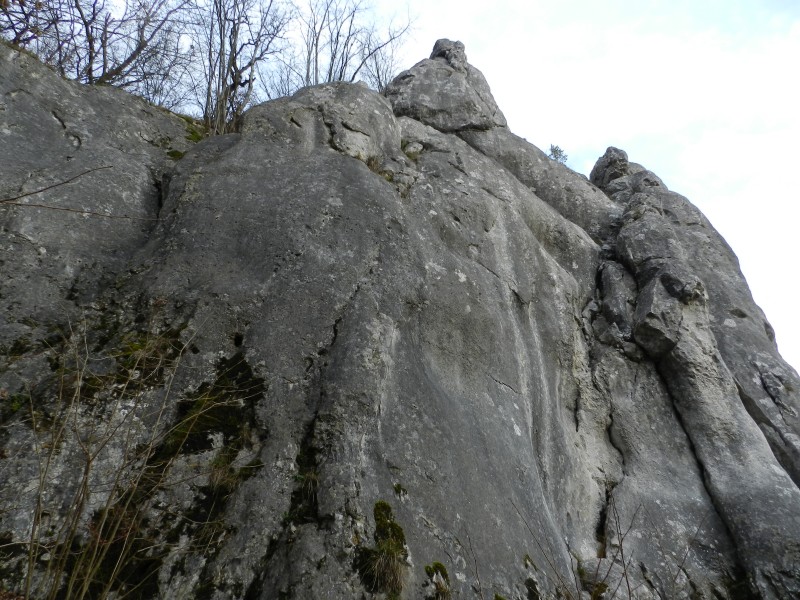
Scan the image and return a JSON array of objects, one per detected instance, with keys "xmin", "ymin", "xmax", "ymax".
[{"xmin": 1, "ymin": 39, "xmax": 799, "ymax": 600}]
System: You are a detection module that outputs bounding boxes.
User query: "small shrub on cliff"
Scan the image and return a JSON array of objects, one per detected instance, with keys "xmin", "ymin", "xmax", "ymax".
[
  {"xmin": 548, "ymin": 144, "xmax": 568, "ymax": 164},
  {"xmin": 355, "ymin": 500, "xmax": 408, "ymax": 598},
  {"xmin": 424, "ymin": 561, "xmax": 451, "ymax": 599},
  {"xmin": 4, "ymin": 319, "xmax": 265, "ymax": 600}
]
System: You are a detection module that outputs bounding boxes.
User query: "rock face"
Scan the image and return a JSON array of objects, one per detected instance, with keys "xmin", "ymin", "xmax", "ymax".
[{"xmin": 1, "ymin": 38, "xmax": 799, "ymax": 600}]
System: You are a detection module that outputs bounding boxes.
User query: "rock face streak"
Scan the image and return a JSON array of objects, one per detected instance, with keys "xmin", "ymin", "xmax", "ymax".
[{"xmin": 2, "ymin": 40, "xmax": 799, "ymax": 599}]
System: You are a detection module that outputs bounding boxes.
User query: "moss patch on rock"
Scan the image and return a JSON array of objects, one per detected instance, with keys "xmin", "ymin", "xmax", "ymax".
[{"xmin": 355, "ymin": 500, "xmax": 407, "ymax": 599}]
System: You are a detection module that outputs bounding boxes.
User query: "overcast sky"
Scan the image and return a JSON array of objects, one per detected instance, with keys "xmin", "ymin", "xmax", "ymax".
[{"xmin": 375, "ymin": 0, "xmax": 800, "ymax": 371}]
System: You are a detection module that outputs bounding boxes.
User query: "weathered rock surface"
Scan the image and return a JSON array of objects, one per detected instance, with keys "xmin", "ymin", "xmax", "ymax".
[
  {"xmin": 386, "ymin": 39, "xmax": 507, "ymax": 132},
  {"xmin": 0, "ymin": 42, "xmax": 194, "ymax": 365},
  {"xmin": 1, "ymin": 38, "xmax": 799, "ymax": 600}
]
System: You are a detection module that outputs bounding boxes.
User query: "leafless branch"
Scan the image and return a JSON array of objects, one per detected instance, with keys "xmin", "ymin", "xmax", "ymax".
[{"xmin": 0, "ymin": 165, "xmax": 113, "ymax": 204}]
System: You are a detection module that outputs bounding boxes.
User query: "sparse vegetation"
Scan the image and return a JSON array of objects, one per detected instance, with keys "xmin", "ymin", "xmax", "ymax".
[
  {"xmin": 393, "ymin": 482, "xmax": 407, "ymax": 498},
  {"xmin": 1, "ymin": 0, "xmax": 412, "ymax": 131},
  {"xmin": 425, "ymin": 561, "xmax": 451, "ymax": 599},
  {"xmin": 0, "ymin": 318, "xmax": 265, "ymax": 599},
  {"xmin": 548, "ymin": 144, "xmax": 568, "ymax": 164},
  {"xmin": 355, "ymin": 500, "xmax": 407, "ymax": 599},
  {"xmin": 513, "ymin": 488, "xmax": 712, "ymax": 600},
  {"xmin": 182, "ymin": 116, "xmax": 207, "ymax": 143}
]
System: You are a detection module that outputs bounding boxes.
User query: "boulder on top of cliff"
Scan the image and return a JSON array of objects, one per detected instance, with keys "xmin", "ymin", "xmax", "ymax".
[{"xmin": 385, "ymin": 38, "xmax": 507, "ymax": 132}]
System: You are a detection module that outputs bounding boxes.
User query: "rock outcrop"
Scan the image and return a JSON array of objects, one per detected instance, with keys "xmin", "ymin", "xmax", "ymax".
[{"xmin": 1, "ymin": 39, "xmax": 799, "ymax": 599}]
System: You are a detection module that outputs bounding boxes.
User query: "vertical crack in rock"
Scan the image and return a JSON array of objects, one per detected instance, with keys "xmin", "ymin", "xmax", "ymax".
[
  {"xmin": 734, "ymin": 378, "xmax": 800, "ymax": 488},
  {"xmin": 595, "ymin": 485, "xmax": 611, "ymax": 559},
  {"xmin": 153, "ymin": 176, "xmax": 165, "ymax": 216},
  {"xmin": 50, "ymin": 109, "xmax": 66, "ymax": 129},
  {"xmin": 660, "ymin": 368, "xmax": 746, "ymax": 581},
  {"xmin": 250, "ymin": 275, "xmax": 372, "ymax": 597},
  {"xmin": 488, "ymin": 374, "xmax": 520, "ymax": 395}
]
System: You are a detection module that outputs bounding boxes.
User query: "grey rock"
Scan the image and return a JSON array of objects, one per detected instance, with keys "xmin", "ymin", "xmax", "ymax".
[
  {"xmin": 0, "ymin": 41, "xmax": 193, "ymax": 358},
  {"xmin": 601, "ymin": 147, "xmax": 800, "ymax": 597},
  {"xmin": 430, "ymin": 38, "xmax": 468, "ymax": 71},
  {"xmin": 590, "ymin": 145, "xmax": 631, "ymax": 188},
  {"xmin": 599, "ymin": 261, "xmax": 636, "ymax": 338},
  {"xmin": 458, "ymin": 127, "xmax": 622, "ymax": 243},
  {"xmin": 385, "ymin": 38, "xmax": 507, "ymax": 132},
  {"xmin": 632, "ymin": 276, "xmax": 683, "ymax": 358},
  {"xmin": 1, "ymin": 40, "xmax": 799, "ymax": 600}
]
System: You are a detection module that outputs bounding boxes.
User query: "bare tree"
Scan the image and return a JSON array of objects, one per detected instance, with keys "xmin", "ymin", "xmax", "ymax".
[
  {"xmin": 359, "ymin": 21, "xmax": 406, "ymax": 92},
  {"xmin": 1, "ymin": 0, "xmax": 192, "ymax": 88},
  {"xmin": 3, "ymin": 0, "xmax": 411, "ymax": 131},
  {"xmin": 125, "ymin": 19, "xmax": 196, "ymax": 110},
  {"xmin": 260, "ymin": 0, "xmax": 410, "ymax": 97},
  {"xmin": 1, "ymin": 0, "xmax": 62, "ymax": 48},
  {"xmin": 187, "ymin": 0, "xmax": 290, "ymax": 133}
]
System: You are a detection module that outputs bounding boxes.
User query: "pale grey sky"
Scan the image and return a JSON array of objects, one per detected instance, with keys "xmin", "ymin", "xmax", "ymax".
[{"xmin": 376, "ymin": 0, "xmax": 800, "ymax": 371}]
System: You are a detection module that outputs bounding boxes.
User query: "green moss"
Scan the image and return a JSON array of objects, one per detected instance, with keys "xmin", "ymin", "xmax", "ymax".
[
  {"xmin": 374, "ymin": 500, "xmax": 406, "ymax": 552},
  {"xmin": 424, "ymin": 561, "xmax": 449, "ymax": 583},
  {"xmin": 101, "ymin": 350, "xmax": 267, "ymax": 597},
  {"xmin": 590, "ymin": 582, "xmax": 609, "ymax": 599},
  {"xmin": 43, "ymin": 325, "xmax": 185, "ymax": 407},
  {"xmin": 146, "ymin": 351, "xmax": 265, "ymax": 584},
  {"xmin": 355, "ymin": 500, "xmax": 407, "ymax": 598},
  {"xmin": 66, "ymin": 328, "xmax": 184, "ymax": 404},
  {"xmin": 183, "ymin": 118, "xmax": 207, "ymax": 143},
  {"xmin": 8, "ymin": 336, "xmax": 31, "ymax": 357},
  {"xmin": 0, "ymin": 387, "xmax": 52, "ymax": 431},
  {"xmin": 155, "ymin": 351, "xmax": 264, "ymax": 459},
  {"xmin": 7, "ymin": 323, "xmax": 269, "ymax": 599},
  {"xmin": 183, "ymin": 449, "xmax": 262, "ymax": 597},
  {"xmin": 523, "ymin": 553, "xmax": 534, "ymax": 568},
  {"xmin": 167, "ymin": 149, "xmax": 186, "ymax": 160},
  {"xmin": 494, "ymin": 595, "xmax": 509, "ymax": 600},
  {"xmin": 425, "ymin": 561, "xmax": 451, "ymax": 599},
  {"xmin": 525, "ymin": 577, "xmax": 542, "ymax": 600},
  {"xmin": 0, "ymin": 391, "xmax": 27, "ymax": 426},
  {"xmin": 1, "ymin": 391, "xmax": 24, "ymax": 413},
  {"xmin": 116, "ymin": 329, "xmax": 182, "ymax": 378}
]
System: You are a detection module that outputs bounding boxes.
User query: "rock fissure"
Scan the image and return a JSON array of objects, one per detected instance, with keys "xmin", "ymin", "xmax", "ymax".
[
  {"xmin": 488, "ymin": 374, "xmax": 520, "ymax": 395},
  {"xmin": 758, "ymin": 370, "xmax": 796, "ymax": 417},
  {"xmin": 661, "ymin": 362, "xmax": 739, "ymax": 558},
  {"xmin": 50, "ymin": 110, "xmax": 66, "ymax": 129},
  {"xmin": 734, "ymin": 379, "xmax": 800, "ymax": 487},
  {"xmin": 473, "ymin": 259, "xmax": 503, "ymax": 281}
]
